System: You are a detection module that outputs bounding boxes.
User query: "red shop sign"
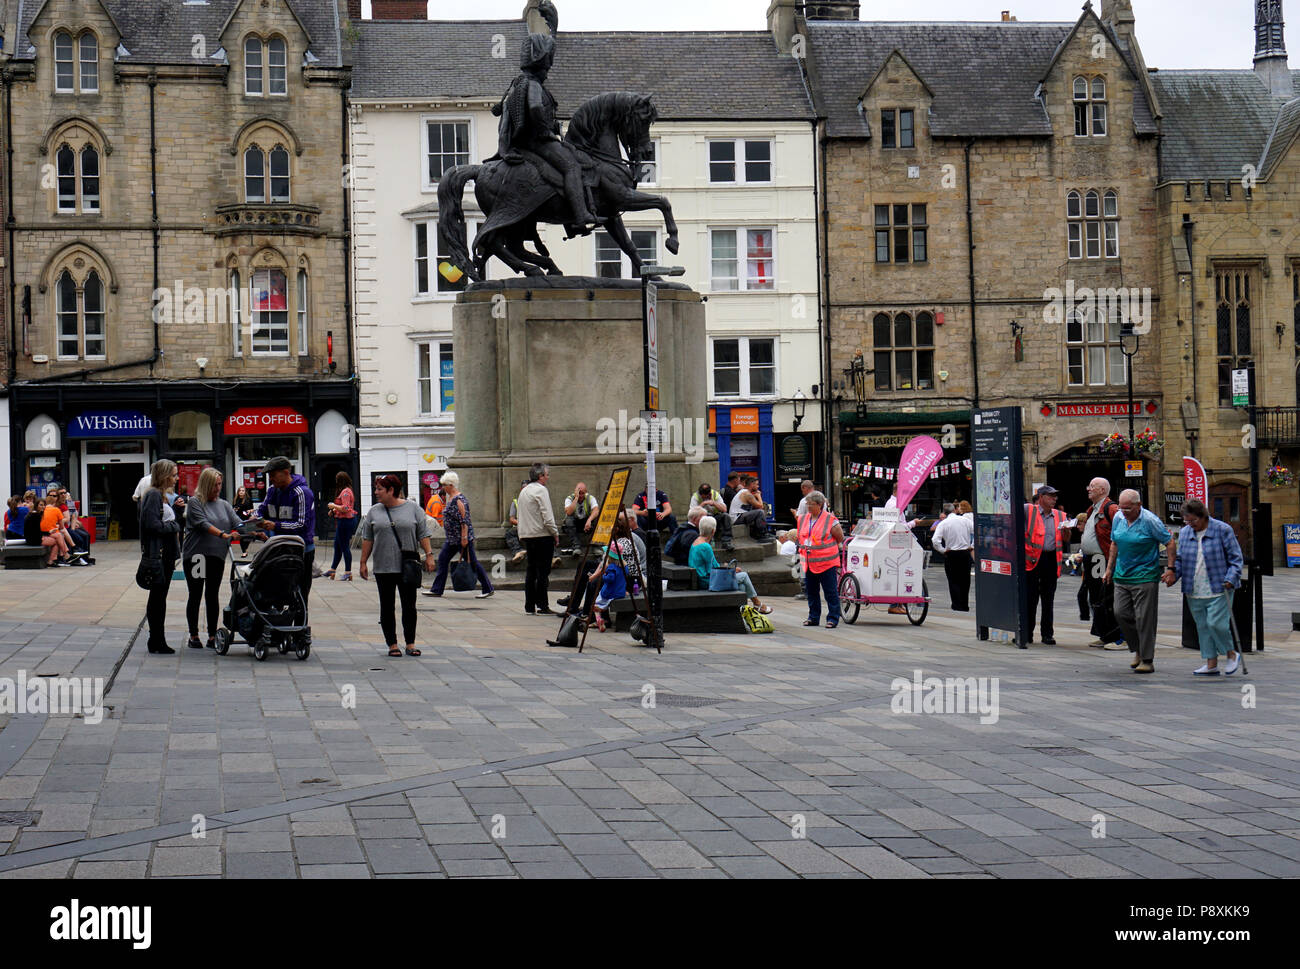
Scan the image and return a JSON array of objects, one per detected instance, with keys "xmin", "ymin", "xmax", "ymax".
[
  {"xmin": 223, "ymin": 407, "xmax": 308, "ymax": 435},
  {"xmin": 1054, "ymin": 402, "xmax": 1145, "ymax": 418}
]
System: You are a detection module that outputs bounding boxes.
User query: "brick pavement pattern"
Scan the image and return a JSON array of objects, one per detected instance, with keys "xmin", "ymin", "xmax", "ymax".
[{"xmin": 1, "ymin": 546, "xmax": 1298, "ymax": 878}]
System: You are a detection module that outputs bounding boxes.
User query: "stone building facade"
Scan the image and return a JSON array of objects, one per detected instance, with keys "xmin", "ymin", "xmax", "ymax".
[
  {"xmin": 793, "ymin": 0, "xmax": 1164, "ymax": 523},
  {"xmin": 1149, "ymin": 0, "xmax": 1300, "ymax": 557},
  {"xmin": 2, "ymin": 0, "xmax": 355, "ymax": 541}
]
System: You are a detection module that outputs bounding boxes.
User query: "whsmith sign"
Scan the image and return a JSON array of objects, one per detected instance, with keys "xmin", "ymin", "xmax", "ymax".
[{"xmin": 66, "ymin": 411, "xmax": 157, "ymax": 439}]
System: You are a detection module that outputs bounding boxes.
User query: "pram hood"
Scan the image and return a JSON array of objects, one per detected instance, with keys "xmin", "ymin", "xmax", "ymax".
[{"xmin": 250, "ymin": 533, "xmax": 305, "ymax": 568}]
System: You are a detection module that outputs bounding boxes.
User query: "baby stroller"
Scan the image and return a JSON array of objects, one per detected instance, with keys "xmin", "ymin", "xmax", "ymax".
[{"xmin": 214, "ymin": 533, "xmax": 312, "ymax": 661}]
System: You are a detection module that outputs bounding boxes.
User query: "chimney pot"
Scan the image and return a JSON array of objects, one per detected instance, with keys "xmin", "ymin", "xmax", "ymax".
[{"xmin": 370, "ymin": 0, "xmax": 429, "ymax": 19}]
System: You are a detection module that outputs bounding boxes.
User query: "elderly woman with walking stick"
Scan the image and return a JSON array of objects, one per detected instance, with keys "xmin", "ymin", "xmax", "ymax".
[{"xmin": 1164, "ymin": 498, "xmax": 1244, "ymax": 676}]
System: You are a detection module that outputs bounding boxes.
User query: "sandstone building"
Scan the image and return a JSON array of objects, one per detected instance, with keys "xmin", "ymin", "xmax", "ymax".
[{"xmin": 1, "ymin": 0, "xmax": 355, "ymax": 540}]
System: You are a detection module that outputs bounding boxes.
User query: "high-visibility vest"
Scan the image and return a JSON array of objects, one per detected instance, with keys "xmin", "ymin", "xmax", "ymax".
[
  {"xmin": 798, "ymin": 510, "xmax": 840, "ymax": 573},
  {"xmin": 1025, "ymin": 504, "xmax": 1068, "ymax": 574},
  {"xmin": 425, "ymin": 494, "xmax": 445, "ymax": 524}
]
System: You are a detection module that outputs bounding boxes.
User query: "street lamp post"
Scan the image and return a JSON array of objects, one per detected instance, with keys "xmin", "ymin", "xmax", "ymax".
[
  {"xmin": 842, "ymin": 353, "xmax": 873, "ymax": 521},
  {"xmin": 639, "ymin": 263, "xmax": 684, "ymax": 653},
  {"xmin": 792, "ymin": 387, "xmax": 807, "ymax": 433},
  {"xmin": 1120, "ymin": 322, "xmax": 1141, "ymax": 499}
]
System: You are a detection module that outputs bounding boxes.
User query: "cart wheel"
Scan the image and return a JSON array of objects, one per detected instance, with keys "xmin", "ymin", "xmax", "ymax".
[
  {"xmin": 214, "ymin": 628, "xmax": 232, "ymax": 656},
  {"xmin": 296, "ymin": 642, "xmax": 311, "ymax": 661},
  {"xmin": 838, "ymin": 573, "xmax": 861, "ymax": 625},
  {"xmin": 277, "ymin": 639, "xmax": 289, "ymax": 655},
  {"xmin": 906, "ymin": 580, "xmax": 930, "ymax": 626},
  {"xmin": 253, "ymin": 638, "xmax": 269, "ymax": 662}
]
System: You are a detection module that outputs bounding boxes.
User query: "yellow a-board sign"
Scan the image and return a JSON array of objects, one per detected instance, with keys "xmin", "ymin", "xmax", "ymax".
[{"xmin": 591, "ymin": 467, "xmax": 632, "ymax": 546}]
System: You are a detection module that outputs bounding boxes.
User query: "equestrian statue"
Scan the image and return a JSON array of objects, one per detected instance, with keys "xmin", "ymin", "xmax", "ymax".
[{"xmin": 438, "ymin": 0, "xmax": 680, "ymax": 281}]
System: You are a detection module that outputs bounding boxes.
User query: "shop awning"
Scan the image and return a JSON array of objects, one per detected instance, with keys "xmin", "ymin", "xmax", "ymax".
[{"xmin": 838, "ymin": 409, "xmax": 971, "ymax": 427}]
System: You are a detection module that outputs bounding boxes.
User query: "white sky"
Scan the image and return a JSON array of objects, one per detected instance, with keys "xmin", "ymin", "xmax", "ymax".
[{"xmin": 360, "ymin": 1, "xmax": 1267, "ymax": 71}]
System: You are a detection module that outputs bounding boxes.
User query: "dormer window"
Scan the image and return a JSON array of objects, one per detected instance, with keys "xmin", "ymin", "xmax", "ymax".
[
  {"xmin": 1073, "ymin": 76, "xmax": 1107, "ymax": 137},
  {"xmin": 881, "ymin": 108, "xmax": 914, "ymax": 149},
  {"xmin": 54, "ymin": 31, "xmax": 98, "ymax": 93},
  {"xmin": 244, "ymin": 36, "xmax": 287, "ymax": 97}
]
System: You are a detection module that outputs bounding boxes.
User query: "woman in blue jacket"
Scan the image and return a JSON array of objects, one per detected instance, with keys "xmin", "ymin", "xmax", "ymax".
[{"xmin": 1164, "ymin": 498, "xmax": 1244, "ymax": 676}]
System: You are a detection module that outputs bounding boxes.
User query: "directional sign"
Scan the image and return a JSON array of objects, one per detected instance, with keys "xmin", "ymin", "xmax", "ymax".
[
  {"xmin": 645, "ymin": 280, "xmax": 659, "ymax": 407},
  {"xmin": 1231, "ymin": 368, "xmax": 1250, "ymax": 407}
]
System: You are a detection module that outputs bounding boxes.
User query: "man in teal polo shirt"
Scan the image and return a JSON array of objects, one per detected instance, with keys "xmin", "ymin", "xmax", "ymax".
[{"xmin": 1103, "ymin": 488, "xmax": 1171, "ymax": 674}]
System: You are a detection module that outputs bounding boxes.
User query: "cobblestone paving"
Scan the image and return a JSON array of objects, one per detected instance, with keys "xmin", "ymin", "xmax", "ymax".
[{"xmin": 1, "ymin": 545, "xmax": 1297, "ymax": 877}]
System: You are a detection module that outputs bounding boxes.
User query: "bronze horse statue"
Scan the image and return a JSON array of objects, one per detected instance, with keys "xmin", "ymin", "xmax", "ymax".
[{"xmin": 438, "ymin": 92, "xmax": 680, "ymax": 281}]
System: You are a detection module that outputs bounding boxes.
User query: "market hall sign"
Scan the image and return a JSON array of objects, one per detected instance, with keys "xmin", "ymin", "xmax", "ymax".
[
  {"xmin": 224, "ymin": 407, "xmax": 308, "ymax": 436},
  {"xmin": 67, "ymin": 410, "xmax": 157, "ymax": 438},
  {"xmin": 1053, "ymin": 403, "xmax": 1145, "ymax": 417},
  {"xmin": 856, "ymin": 430, "xmax": 965, "ymax": 449}
]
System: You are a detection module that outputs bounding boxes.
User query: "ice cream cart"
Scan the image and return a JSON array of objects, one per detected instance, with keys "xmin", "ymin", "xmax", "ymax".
[{"xmin": 837, "ymin": 508, "xmax": 930, "ymax": 625}]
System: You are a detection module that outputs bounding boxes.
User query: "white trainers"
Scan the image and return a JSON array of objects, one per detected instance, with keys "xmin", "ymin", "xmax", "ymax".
[
  {"xmin": 1193, "ymin": 663, "xmax": 1220, "ymax": 676},
  {"xmin": 1223, "ymin": 654, "xmax": 1241, "ymax": 675}
]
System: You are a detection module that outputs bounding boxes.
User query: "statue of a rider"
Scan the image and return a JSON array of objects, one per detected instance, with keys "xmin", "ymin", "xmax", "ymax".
[{"xmin": 489, "ymin": 1, "xmax": 601, "ymax": 231}]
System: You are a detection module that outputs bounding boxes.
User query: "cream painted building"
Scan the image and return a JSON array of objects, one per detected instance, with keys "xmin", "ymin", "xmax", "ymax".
[{"xmin": 350, "ymin": 8, "xmax": 821, "ymax": 518}]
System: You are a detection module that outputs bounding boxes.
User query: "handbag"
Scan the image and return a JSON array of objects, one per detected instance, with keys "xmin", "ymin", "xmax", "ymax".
[
  {"xmin": 135, "ymin": 537, "xmax": 164, "ymax": 591},
  {"xmin": 709, "ymin": 559, "xmax": 739, "ymax": 593},
  {"xmin": 451, "ymin": 552, "xmax": 477, "ymax": 592},
  {"xmin": 384, "ymin": 505, "xmax": 423, "ymax": 588},
  {"xmin": 547, "ymin": 612, "xmax": 582, "ymax": 648}
]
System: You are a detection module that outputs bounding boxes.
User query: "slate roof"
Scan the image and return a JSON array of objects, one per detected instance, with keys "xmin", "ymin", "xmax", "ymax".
[
  {"xmin": 805, "ymin": 19, "xmax": 1156, "ymax": 139},
  {"xmin": 1150, "ymin": 70, "xmax": 1300, "ymax": 180},
  {"xmin": 352, "ymin": 22, "xmax": 814, "ymax": 121},
  {"xmin": 14, "ymin": 0, "xmax": 345, "ymax": 68},
  {"xmin": 350, "ymin": 20, "xmax": 527, "ymax": 100}
]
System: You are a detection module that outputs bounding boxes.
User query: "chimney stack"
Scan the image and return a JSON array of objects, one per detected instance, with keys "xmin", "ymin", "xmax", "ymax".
[
  {"xmin": 346, "ymin": 0, "xmax": 362, "ymax": 21},
  {"xmin": 803, "ymin": 2, "xmax": 860, "ymax": 21},
  {"xmin": 1000, "ymin": 11, "xmax": 1017, "ymax": 22},
  {"xmin": 370, "ymin": 0, "xmax": 429, "ymax": 19},
  {"xmin": 1255, "ymin": 0, "xmax": 1293, "ymax": 97},
  {"xmin": 767, "ymin": 0, "xmax": 799, "ymax": 53}
]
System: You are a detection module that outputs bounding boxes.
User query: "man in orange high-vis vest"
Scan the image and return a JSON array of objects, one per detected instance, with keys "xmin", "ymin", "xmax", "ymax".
[
  {"xmin": 1024, "ymin": 484, "xmax": 1072, "ymax": 644},
  {"xmin": 425, "ymin": 485, "xmax": 446, "ymax": 526},
  {"xmin": 798, "ymin": 491, "xmax": 846, "ymax": 628}
]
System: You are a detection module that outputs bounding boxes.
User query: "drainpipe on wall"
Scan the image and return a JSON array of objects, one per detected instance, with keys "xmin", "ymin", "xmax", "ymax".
[
  {"xmin": 1183, "ymin": 212, "xmax": 1197, "ymax": 458},
  {"xmin": 964, "ymin": 138, "xmax": 981, "ymax": 409},
  {"xmin": 340, "ymin": 82, "xmax": 354, "ymax": 379}
]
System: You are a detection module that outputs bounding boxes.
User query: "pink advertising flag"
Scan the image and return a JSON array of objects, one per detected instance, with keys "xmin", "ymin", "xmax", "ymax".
[
  {"xmin": 895, "ymin": 435, "xmax": 945, "ymax": 511},
  {"xmin": 1184, "ymin": 456, "xmax": 1208, "ymax": 505}
]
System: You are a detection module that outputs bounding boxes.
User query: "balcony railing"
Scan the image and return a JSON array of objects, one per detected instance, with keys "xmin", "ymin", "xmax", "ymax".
[
  {"xmin": 212, "ymin": 202, "xmax": 324, "ymax": 237},
  {"xmin": 1259, "ymin": 407, "xmax": 1300, "ymax": 447}
]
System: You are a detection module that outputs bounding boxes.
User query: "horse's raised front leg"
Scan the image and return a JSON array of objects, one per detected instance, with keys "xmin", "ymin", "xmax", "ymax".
[{"xmin": 619, "ymin": 190, "xmax": 680, "ymax": 255}]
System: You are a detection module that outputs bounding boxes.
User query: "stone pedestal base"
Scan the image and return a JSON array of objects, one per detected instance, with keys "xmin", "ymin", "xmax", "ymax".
[{"xmin": 450, "ymin": 279, "xmax": 718, "ymax": 522}]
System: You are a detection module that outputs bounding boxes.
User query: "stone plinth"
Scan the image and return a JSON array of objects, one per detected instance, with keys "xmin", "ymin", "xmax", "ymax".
[{"xmin": 450, "ymin": 279, "xmax": 719, "ymax": 523}]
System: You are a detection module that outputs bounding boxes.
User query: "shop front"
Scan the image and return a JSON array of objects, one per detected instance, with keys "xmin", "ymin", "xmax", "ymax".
[
  {"xmin": 710, "ymin": 405, "xmax": 775, "ymax": 515},
  {"xmin": 357, "ymin": 426, "xmax": 455, "ymax": 517},
  {"xmin": 838, "ymin": 410, "xmax": 972, "ymax": 524},
  {"xmin": 9, "ymin": 380, "xmax": 357, "ymax": 542},
  {"xmin": 70, "ymin": 410, "xmax": 157, "ymax": 541}
]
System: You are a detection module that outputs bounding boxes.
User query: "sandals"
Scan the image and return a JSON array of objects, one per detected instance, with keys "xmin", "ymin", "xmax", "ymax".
[
  {"xmin": 324, "ymin": 569, "xmax": 337, "ymax": 579},
  {"xmin": 339, "ymin": 573, "xmax": 352, "ymax": 581},
  {"xmin": 388, "ymin": 647, "xmax": 403, "ymax": 657},
  {"xmin": 802, "ymin": 619, "xmax": 819, "ymax": 626},
  {"xmin": 405, "ymin": 646, "xmax": 421, "ymax": 657},
  {"xmin": 756, "ymin": 605, "xmax": 773, "ymax": 615},
  {"xmin": 825, "ymin": 621, "xmax": 838, "ymax": 629}
]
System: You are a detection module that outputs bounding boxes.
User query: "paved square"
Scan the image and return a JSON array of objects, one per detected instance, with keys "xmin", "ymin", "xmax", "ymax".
[{"xmin": 1, "ymin": 546, "xmax": 1298, "ymax": 878}]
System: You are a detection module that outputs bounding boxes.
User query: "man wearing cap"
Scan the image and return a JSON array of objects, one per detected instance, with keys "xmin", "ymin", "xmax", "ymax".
[
  {"xmin": 257, "ymin": 456, "xmax": 317, "ymax": 597},
  {"xmin": 1023, "ymin": 485, "xmax": 1071, "ymax": 644}
]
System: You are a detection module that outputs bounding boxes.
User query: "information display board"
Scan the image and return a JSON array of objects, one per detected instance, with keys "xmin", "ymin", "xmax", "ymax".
[{"xmin": 971, "ymin": 407, "xmax": 1029, "ymax": 646}]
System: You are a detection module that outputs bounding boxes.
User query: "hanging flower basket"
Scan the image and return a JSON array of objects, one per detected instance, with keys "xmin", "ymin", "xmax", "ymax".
[
  {"xmin": 1266, "ymin": 463, "xmax": 1296, "ymax": 488},
  {"xmin": 1098, "ymin": 428, "xmax": 1164, "ymax": 456},
  {"xmin": 840, "ymin": 474, "xmax": 864, "ymax": 491}
]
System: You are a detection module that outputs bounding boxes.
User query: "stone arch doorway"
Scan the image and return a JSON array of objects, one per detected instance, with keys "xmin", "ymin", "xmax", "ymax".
[{"xmin": 1044, "ymin": 442, "xmax": 1127, "ymax": 514}]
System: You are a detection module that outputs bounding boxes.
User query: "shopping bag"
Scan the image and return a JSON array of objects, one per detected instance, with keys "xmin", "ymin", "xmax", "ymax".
[{"xmin": 741, "ymin": 604, "xmax": 774, "ymax": 634}]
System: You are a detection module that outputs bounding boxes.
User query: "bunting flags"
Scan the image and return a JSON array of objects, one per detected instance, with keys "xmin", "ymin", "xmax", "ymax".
[{"xmin": 848, "ymin": 459, "xmax": 971, "ymax": 479}]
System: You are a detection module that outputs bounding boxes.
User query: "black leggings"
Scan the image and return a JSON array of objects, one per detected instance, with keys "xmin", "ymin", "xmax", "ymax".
[
  {"xmin": 375, "ymin": 572, "xmax": 418, "ymax": 647},
  {"xmin": 184, "ymin": 554, "xmax": 227, "ymax": 638}
]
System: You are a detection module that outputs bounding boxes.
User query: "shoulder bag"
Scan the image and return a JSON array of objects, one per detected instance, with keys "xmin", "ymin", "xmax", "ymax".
[
  {"xmin": 384, "ymin": 505, "xmax": 423, "ymax": 588},
  {"xmin": 709, "ymin": 558, "xmax": 739, "ymax": 592},
  {"xmin": 135, "ymin": 536, "xmax": 164, "ymax": 591}
]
